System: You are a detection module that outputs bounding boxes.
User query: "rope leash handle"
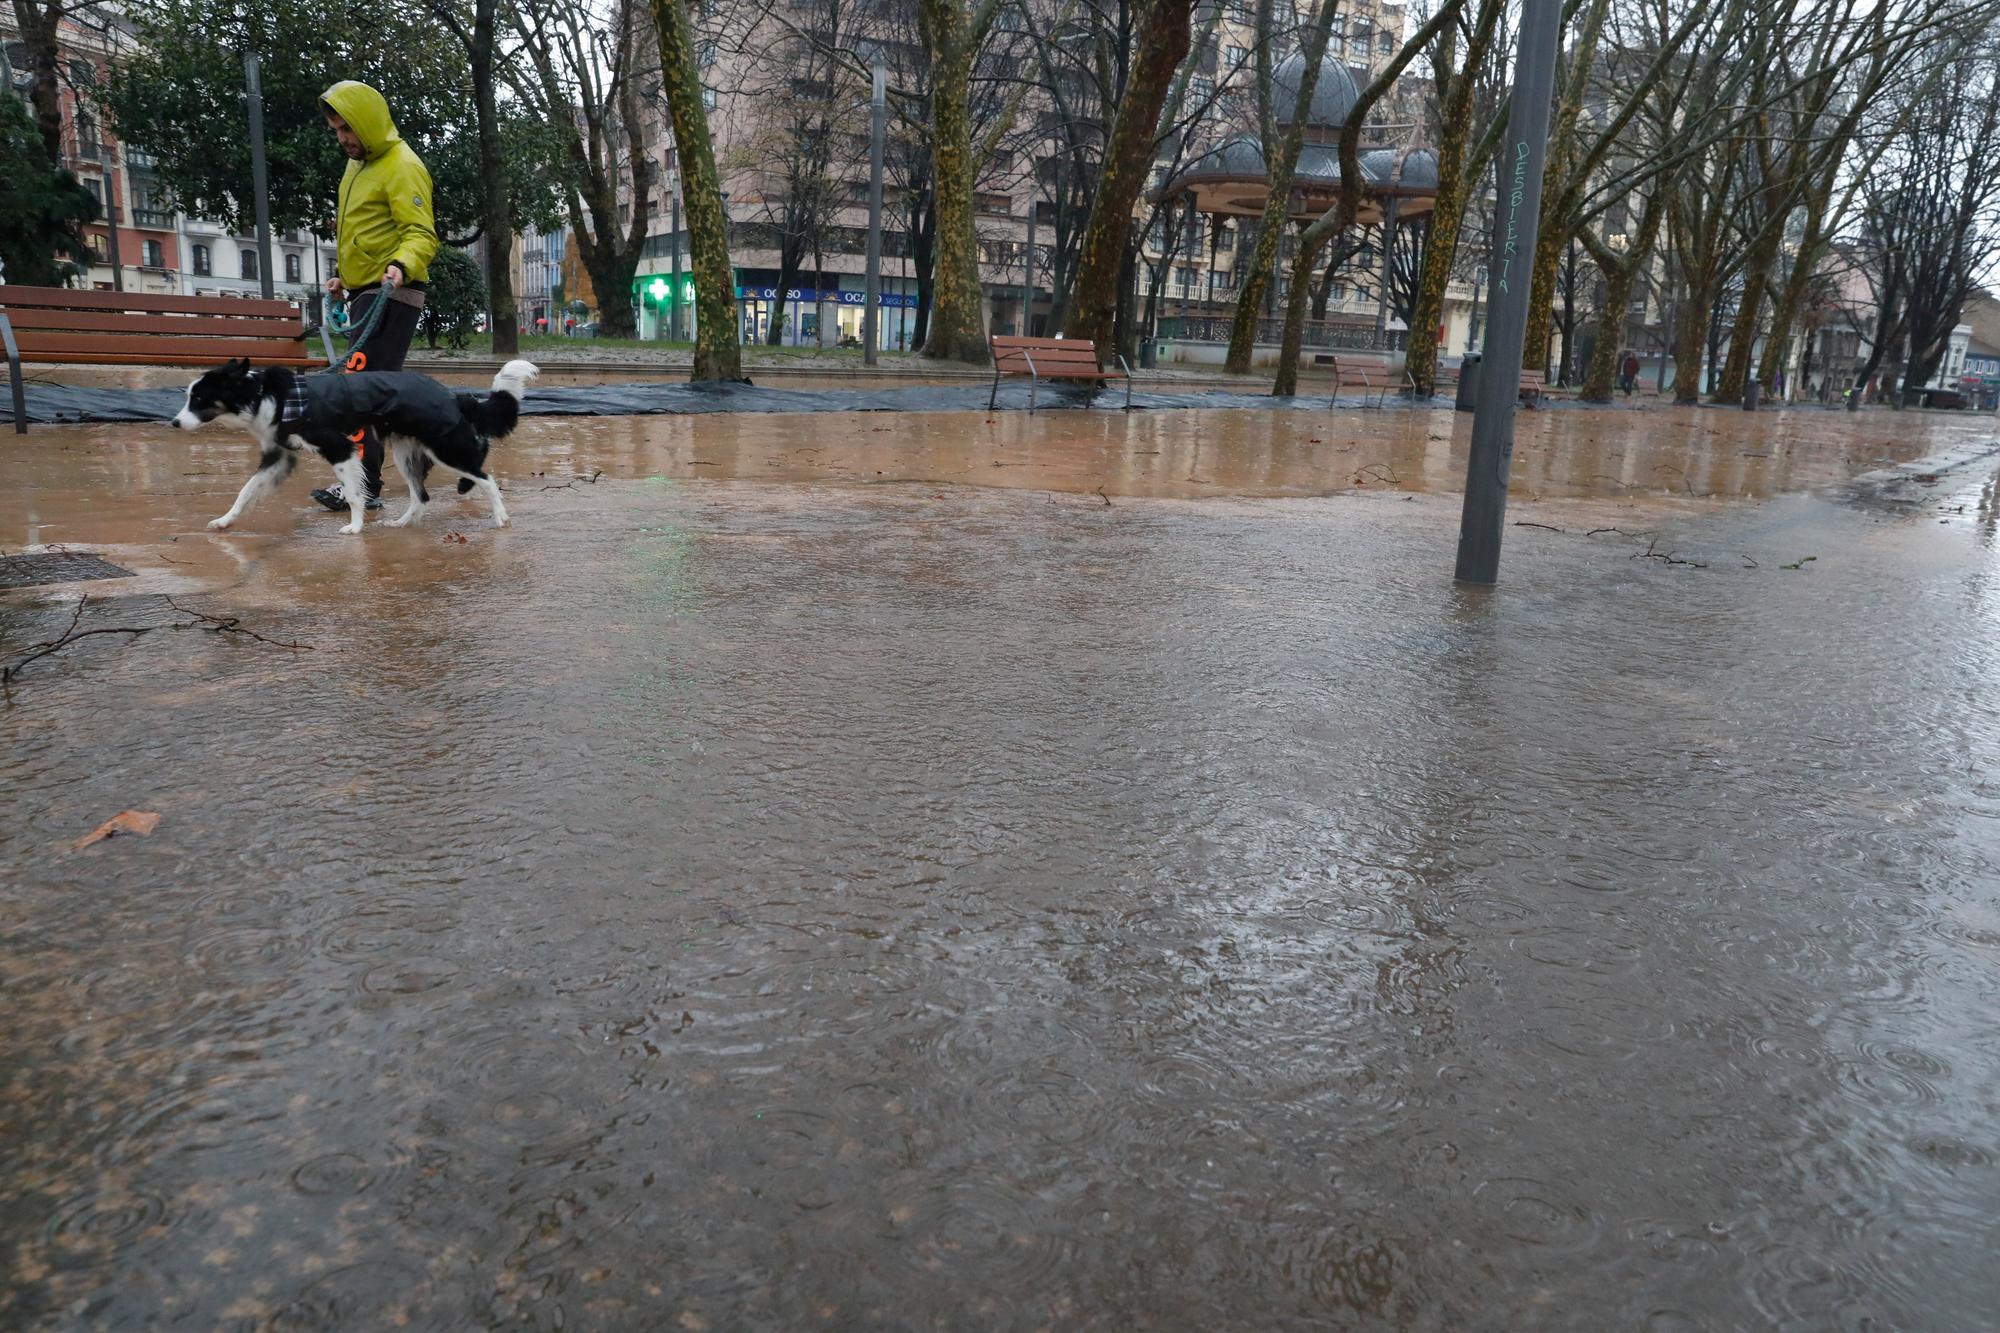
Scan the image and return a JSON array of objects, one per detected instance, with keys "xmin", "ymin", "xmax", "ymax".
[{"xmin": 332, "ymin": 270, "xmax": 398, "ymax": 374}]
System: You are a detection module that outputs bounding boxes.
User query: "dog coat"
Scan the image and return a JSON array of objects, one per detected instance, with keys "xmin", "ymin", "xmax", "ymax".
[{"xmin": 280, "ymin": 371, "xmax": 478, "ymax": 441}]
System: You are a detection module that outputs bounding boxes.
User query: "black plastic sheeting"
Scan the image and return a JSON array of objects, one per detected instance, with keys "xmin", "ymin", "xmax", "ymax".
[{"xmin": 2, "ymin": 376, "xmax": 1408, "ymax": 426}]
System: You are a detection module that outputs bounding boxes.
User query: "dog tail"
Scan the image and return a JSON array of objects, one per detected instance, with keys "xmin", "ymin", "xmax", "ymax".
[{"xmin": 461, "ymin": 359, "xmax": 538, "ymax": 441}]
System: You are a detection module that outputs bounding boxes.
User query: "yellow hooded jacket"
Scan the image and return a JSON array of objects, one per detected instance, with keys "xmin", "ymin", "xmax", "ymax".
[{"xmin": 321, "ymin": 81, "xmax": 439, "ymax": 287}]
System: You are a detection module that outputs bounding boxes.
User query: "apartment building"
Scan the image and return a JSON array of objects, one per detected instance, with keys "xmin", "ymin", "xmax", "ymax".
[
  {"xmin": 1, "ymin": 12, "xmax": 333, "ymax": 302},
  {"xmin": 589, "ymin": 0, "xmax": 1434, "ymax": 352}
]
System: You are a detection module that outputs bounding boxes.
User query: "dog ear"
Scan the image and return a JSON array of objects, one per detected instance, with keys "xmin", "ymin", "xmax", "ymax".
[{"xmin": 228, "ymin": 357, "xmax": 250, "ymax": 373}]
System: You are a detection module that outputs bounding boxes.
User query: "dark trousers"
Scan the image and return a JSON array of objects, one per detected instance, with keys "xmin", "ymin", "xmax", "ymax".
[{"xmin": 346, "ymin": 288, "xmax": 422, "ymax": 498}]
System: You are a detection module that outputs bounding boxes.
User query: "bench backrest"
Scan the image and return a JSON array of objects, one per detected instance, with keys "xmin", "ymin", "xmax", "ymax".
[
  {"xmin": 1519, "ymin": 369, "xmax": 1547, "ymax": 386},
  {"xmin": 1322, "ymin": 352, "xmax": 1406, "ymax": 375},
  {"xmin": 0, "ymin": 285, "xmax": 320, "ymax": 366},
  {"xmin": 991, "ymin": 335, "xmax": 1104, "ymax": 376}
]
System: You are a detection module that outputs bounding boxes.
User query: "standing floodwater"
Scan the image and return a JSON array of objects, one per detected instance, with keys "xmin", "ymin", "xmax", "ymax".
[{"xmin": 3, "ymin": 409, "xmax": 1999, "ymax": 1328}]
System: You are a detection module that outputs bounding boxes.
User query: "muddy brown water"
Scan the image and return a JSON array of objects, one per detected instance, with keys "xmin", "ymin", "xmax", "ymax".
[{"xmin": 3, "ymin": 408, "xmax": 1998, "ymax": 1328}]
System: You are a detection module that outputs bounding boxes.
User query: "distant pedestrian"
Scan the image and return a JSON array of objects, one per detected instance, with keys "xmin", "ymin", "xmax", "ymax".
[
  {"xmin": 1619, "ymin": 350, "xmax": 1640, "ymax": 397},
  {"xmin": 1773, "ymin": 367, "xmax": 1786, "ymax": 399},
  {"xmin": 565, "ymin": 316, "xmax": 575, "ymax": 336}
]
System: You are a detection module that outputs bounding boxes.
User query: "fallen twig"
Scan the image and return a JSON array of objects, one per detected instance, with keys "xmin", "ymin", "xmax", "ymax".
[
  {"xmin": 1513, "ymin": 521, "xmax": 1564, "ymax": 532},
  {"xmin": 1631, "ymin": 538, "xmax": 1708, "ymax": 569},
  {"xmin": 3, "ymin": 594, "xmax": 312, "ymax": 683},
  {"xmin": 162, "ymin": 596, "xmax": 314, "ymax": 650},
  {"xmin": 1095, "ymin": 486, "xmax": 1111, "ymax": 507}
]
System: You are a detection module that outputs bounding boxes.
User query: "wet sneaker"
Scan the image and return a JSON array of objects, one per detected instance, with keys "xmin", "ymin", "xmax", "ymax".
[{"xmin": 311, "ymin": 485, "xmax": 383, "ymax": 512}]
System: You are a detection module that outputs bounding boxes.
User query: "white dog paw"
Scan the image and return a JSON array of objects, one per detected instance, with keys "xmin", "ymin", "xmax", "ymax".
[
  {"xmin": 207, "ymin": 517, "xmax": 234, "ymax": 531},
  {"xmin": 338, "ymin": 521, "xmax": 363, "ymax": 536},
  {"xmin": 492, "ymin": 516, "xmax": 510, "ymax": 529},
  {"xmin": 383, "ymin": 516, "xmax": 413, "ymax": 529}
]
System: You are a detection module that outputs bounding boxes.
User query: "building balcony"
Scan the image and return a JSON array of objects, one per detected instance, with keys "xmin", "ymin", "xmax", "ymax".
[
  {"xmin": 125, "ymin": 149, "xmax": 160, "ymax": 173},
  {"xmin": 132, "ymin": 209, "xmax": 174, "ymax": 229}
]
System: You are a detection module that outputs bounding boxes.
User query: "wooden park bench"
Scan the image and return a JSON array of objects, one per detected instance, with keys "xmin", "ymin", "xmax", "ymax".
[
  {"xmin": 1315, "ymin": 351, "xmax": 1415, "ymax": 409},
  {"xmin": 2, "ymin": 285, "xmax": 333, "ymax": 434},
  {"xmin": 988, "ymin": 335, "xmax": 1132, "ymax": 412},
  {"xmin": 1518, "ymin": 369, "xmax": 1547, "ymax": 406}
]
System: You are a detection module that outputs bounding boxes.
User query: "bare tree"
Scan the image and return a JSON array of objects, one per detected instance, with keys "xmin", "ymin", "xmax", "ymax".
[
  {"xmin": 1858, "ymin": 43, "xmax": 2000, "ymax": 400},
  {"xmin": 650, "ymin": 0, "xmax": 743, "ymax": 377},
  {"xmin": 510, "ymin": 0, "xmax": 650, "ymax": 338}
]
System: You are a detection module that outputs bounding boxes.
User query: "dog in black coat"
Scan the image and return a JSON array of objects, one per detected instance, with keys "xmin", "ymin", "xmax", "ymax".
[{"xmin": 172, "ymin": 359, "xmax": 538, "ymax": 534}]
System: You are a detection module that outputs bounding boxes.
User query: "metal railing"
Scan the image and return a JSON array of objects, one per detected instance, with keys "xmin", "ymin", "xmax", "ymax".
[
  {"xmin": 131, "ymin": 209, "xmax": 173, "ymax": 228},
  {"xmin": 1155, "ymin": 315, "xmax": 1408, "ymax": 351}
]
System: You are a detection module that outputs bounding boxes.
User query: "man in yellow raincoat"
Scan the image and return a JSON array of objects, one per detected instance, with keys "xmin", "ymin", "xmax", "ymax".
[{"xmin": 311, "ymin": 80, "xmax": 440, "ymax": 513}]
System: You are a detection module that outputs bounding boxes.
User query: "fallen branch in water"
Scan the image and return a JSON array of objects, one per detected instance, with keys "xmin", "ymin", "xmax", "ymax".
[
  {"xmin": 3, "ymin": 594, "xmax": 312, "ymax": 683},
  {"xmin": 161, "ymin": 596, "xmax": 314, "ymax": 650},
  {"xmin": 1631, "ymin": 538, "xmax": 1708, "ymax": 569}
]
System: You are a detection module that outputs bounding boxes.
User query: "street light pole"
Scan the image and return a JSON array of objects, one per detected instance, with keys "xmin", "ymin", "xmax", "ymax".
[
  {"xmin": 244, "ymin": 52, "xmax": 275, "ymax": 300},
  {"xmin": 863, "ymin": 64, "xmax": 886, "ymax": 367},
  {"xmin": 670, "ymin": 189, "xmax": 682, "ymax": 342},
  {"xmin": 1021, "ymin": 197, "xmax": 1036, "ymax": 337},
  {"xmin": 1453, "ymin": 0, "xmax": 1564, "ymax": 586},
  {"xmin": 1465, "ymin": 266, "xmax": 1484, "ymax": 354}
]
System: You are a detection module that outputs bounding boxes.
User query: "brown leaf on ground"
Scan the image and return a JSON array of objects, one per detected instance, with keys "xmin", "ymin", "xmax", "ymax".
[{"xmin": 74, "ymin": 810, "xmax": 160, "ymax": 849}]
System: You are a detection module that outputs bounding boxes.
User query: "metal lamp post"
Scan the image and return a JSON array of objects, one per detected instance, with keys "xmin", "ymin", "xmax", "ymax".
[
  {"xmin": 863, "ymin": 64, "xmax": 886, "ymax": 367},
  {"xmin": 1453, "ymin": 0, "xmax": 1565, "ymax": 586},
  {"xmin": 244, "ymin": 52, "xmax": 275, "ymax": 299}
]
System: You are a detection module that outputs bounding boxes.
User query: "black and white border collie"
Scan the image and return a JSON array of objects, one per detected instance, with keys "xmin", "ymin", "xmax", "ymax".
[{"xmin": 172, "ymin": 359, "xmax": 539, "ymax": 534}]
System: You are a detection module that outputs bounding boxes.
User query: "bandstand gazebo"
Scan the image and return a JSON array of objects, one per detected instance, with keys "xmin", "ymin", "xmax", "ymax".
[{"xmin": 1157, "ymin": 51, "xmax": 1439, "ymax": 365}]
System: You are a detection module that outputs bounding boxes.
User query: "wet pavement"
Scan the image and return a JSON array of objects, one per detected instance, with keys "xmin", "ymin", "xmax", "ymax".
[{"xmin": 3, "ymin": 406, "xmax": 2000, "ymax": 1329}]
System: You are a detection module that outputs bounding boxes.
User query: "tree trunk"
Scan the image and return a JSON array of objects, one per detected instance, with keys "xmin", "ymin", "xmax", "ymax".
[
  {"xmin": 1714, "ymin": 229, "xmax": 1781, "ymax": 403},
  {"xmin": 1521, "ymin": 204, "xmax": 1566, "ymax": 379},
  {"xmin": 1519, "ymin": 0, "xmax": 1610, "ymax": 381},
  {"xmin": 1759, "ymin": 258, "xmax": 1813, "ymax": 388},
  {"xmin": 1672, "ymin": 274, "xmax": 1708, "ymax": 404},
  {"xmin": 917, "ymin": 1, "xmax": 989, "ymax": 365},
  {"xmin": 1403, "ymin": 0, "xmax": 1500, "ymax": 396},
  {"xmin": 770, "ymin": 247, "xmax": 804, "ymax": 346},
  {"xmin": 584, "ymin": 250, "xmax": 639, "ymax": 339},
  {"xmin": 1579, "ymin": 199, "xmax": 1661, "ymax": 402},
  {"xmin": 651, "ymin": 0, "xmax": 743, "ymax": 379},
  {"xmin": 1579, "ymin": 257, "xmax": 1630, "ymax": 402},
  {"xmin": 1062, "ymin": 0, "xmax": 1193, "ymax": 361},
  {"xmin": 1225, "ymin": 3, "xmax": 1338, "ymax": 374},
  {"xmin": 15, "ymin": 2, "xmax": 63, "ymax": 168},
  {"xmin": 471, "ymin": 0, "xmax": 518, "ymax": 356},
  {"xmin": 1271, "ymin": 230, "xmax": 1331, "ymax": 396}
]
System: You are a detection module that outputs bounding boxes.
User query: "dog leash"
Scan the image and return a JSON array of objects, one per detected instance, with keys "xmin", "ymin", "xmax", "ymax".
[{"xmin": 327, "ymin": 274, "xmax": 397, "ymax": 375}]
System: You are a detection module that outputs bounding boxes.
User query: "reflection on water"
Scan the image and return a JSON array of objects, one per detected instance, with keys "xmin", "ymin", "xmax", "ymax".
[{"xmin": 2, "ymin": 437, "xmax": 1999, "ymax": 1328}]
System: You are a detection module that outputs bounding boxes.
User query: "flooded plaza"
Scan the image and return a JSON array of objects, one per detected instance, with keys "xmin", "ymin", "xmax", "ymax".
[{"xmin": 3, "ymin": 401, "xmax": 1998, "ymax": 1329}]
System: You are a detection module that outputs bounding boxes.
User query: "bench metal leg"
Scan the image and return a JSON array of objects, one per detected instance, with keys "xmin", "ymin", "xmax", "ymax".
[
  {"xmin": 0, "ymin": 313, "xmax": 24, "ymax": 434},
  {"xmin": 989, "ymin": 369, "xmax": 1001, "ymax": 412}
]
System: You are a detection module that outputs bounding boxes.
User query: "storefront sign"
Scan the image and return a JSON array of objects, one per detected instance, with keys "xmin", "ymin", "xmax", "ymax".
[{"xmin": 736, "ymin": 286, "xmax": 916, "ymax": 308}]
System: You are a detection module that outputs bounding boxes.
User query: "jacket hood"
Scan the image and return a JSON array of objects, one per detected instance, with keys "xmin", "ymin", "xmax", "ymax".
[{"xmin": 320, "ymin": 81, "xmax": 400, "ymax": 160}]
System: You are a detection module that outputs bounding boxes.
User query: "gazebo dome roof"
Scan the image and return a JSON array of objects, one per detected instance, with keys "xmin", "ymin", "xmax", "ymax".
[{"xmin": 1273, "ymin": 50, "xmax": 1361, "ymax": 132}]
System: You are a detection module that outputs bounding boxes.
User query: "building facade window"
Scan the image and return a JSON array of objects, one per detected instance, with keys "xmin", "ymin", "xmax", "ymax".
[
  {"xmin": 285, "ymin": 253, "xmax": 302, "ymax": 283},
  {"xmin": 143, "ymin": 239, "xmax": 164, "ymax": 267},
  {"xmin": 192, "ymin": 244, "xmax": 211, "ymax": 276},
  {"xmin": 241, "ymin": 248, "xmax": 259, "ymax": 280}
]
